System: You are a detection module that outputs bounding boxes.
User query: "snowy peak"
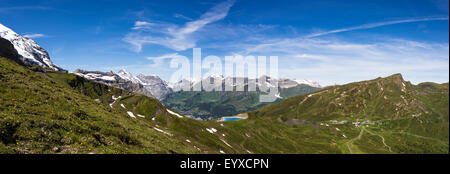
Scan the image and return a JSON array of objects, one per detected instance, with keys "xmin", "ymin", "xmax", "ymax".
[
  {"xmin": 136, "ymin": 74, "xmax": 172, "ymax": 100},
  {"xmin": 206, "ymin": 74, "xmax": 225, "ymax": 80},
  {"xmin": 117, "ymin": 69, "xmax": 142, "ymax": 84},
  {"xmin": 73, "ymin": 69, "xmax": 118, "ymax": 82},
  {"xmin": 294, "ymin": 79, "xmax": 322, "ymax": 88},
  {"xmin": 73, "ymin": 69, "xmax": 171, "ymax": 100},
  {"xmin": 0, "ymin": 23, "xmax": 63, "ymax": 71},
  {"xmin": 72, "ymin": 69, "xmax": 155, "ymax": 98},
  {"xmin": 136, "ymin": 73, "xmax": 166, "ymax": 85}
]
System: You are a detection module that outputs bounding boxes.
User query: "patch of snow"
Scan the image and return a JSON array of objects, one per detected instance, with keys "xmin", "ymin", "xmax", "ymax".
[
  {"xmin": 401, "ymin": 82, "xmax": 407, "ymax": 92},
  {"xmin": 220, "ymin": 139, "xmax": 232, "ymax": 148},
  {"xmin": 77, "ymin": 73, "xmax": 116, "ymax": 82},
  {"xmin": 120, "ymin": 104, "xmax": 126, "ymax": 109},
  {"xmin": 335, "ymin": 127, "xmax": 340, "ymax": 131},
  {"xmin": 275, "ymin": 93, "xmax": 283, "ymax": 99},
  {"xmin": 222, "ymin": 134, "xmax": 226, "ymax": 137},
  {"xmin": 206, "ymin": 128, "xmax": 217, "ymax": 134},
  {"xmin": 153, "ymin": 127, "xmax": 173, "ymax": 136},
  {"xmin": 219, "ymin": 150, "xmax": 225, "ymax": 154},
  {"xmin": 99, "ymin": 76, "xmax": 116, "ymax": 81},
  {"xmin": 127, "ymin": 111, "xmax": 136, "ymax": 118},
  {"xmin": 194, "ymin": 146, "xmax": 201, "ymax": 151},
  {"xmin": 166, "ymin": 109, "xmax": 183, "ymax": 118},
  {"xmin": 152, "ymin": 117, "xmax": 155, "ymax": 121},
  {"xmin": 137, "ymin": 114, "xmax": 145, "ymax": 118},
  {"xmin": 294, "ymin": 79, "xmax": 322, "ymax": 88},
  {"xmin": 109, "ymin": 95, "xmax": 121, "ymax": 108},
  {"xmin": 186, "ymin": 139, "xmax": 191, "ymax": 143}
]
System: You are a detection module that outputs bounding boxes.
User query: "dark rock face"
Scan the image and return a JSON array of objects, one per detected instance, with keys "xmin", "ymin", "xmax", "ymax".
[{"xmin": 0, "ymin": 38, "xmax": 20, "ymax": 64}]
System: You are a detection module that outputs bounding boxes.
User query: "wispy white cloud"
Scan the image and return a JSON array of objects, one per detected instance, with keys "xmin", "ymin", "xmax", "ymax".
[
  {"xmin": 0, "ymin": 6, "xmax": 51, "ymax": 13},
  {"xmin": 124, "ymin": 0, "xmax": 235, "ymax": 52},
  {"xmin": 23, "ymin": 33, "xmax": 46, "ymax": 38},
  {"xmin": 295, "ymin": 54, "xmax": 328, "ymax": 61},
  {"xmin": 131, "ymin": 21, "xmax": 154, "ymax": 30},
  {"xmin": 146, "ymin": 53, "xmax": 181, "ymax": 67},
  {"xmin": 121, "ymin": 15, "xmax": 448, "ymax": 85},
  {"xmin": 239, "ymin": 36, "xmax": 449, "ymax": 85},
  {"xmin": 306, "ymin": 16, "xmax": 449, "ymax": 38},
  {"xmin": 174, "ymin": 13, "xmax": 192, "ymax": 20}
]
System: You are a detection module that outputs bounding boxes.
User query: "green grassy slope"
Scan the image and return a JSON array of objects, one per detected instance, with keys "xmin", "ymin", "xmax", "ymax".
[
  {"xmin": 0, "ymin": 56, "xmax": 336, "ymax": 154},
  {"xmin": 0, "ymin": 57, "xmax": 202, "ymax": 153},
  {"xmin": 250, "ymin": 74, "xmax": 449, "ymax": 153}
]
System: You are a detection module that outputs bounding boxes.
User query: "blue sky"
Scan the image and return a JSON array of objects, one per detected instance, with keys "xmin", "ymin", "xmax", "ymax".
[{"xmin": 0, "ymin": 0, "xmax": 448, "ymax": 85}]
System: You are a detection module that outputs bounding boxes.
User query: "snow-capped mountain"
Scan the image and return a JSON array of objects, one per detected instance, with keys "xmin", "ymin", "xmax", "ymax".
[
  {"xmin": 279, "ymin": 78, "xmax": 321, "ymax": 88},
  {"xmin": 136, "ymin": 74, "xmax": 173, "ymax": 100},
  {"xmin": 73, "ymin": 69, "xmax": 175, "ymax": 99},
  {"xmin": 73, "ymin": 69, "xmax": 154, "ymax": 98},
  {"xmin": 0, "ymin": 23, "xmax": 63, "ymax": 71},
  {"xmin": 293, "ymin": 79, "xmax": 322, "ymax": 88},
  {"xmin": 117, "ymin": 69, "xmax": 143, "ymax": 84},
  {"xmin": 73, "ymin": 69, "xmax": 118, "ymax": 82}
]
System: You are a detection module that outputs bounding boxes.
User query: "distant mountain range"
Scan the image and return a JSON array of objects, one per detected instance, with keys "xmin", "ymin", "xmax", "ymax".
[
  {"xmin": 73, "ymin": 69, "xmax": 321, "ymax": 98},
  {"xmin": 72, "ymin": 68, "xmax": 322, "ymax": 119}
]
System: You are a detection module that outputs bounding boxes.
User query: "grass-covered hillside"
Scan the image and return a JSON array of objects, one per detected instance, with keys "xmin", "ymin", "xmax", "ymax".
[
  {"xmin": 251, "ymin": 74, "xmax": 449, "ymax": 153},
  {"xmin": 0, "ymin": 56, "xmax": 199, "ymax": 153},
  {"xmin": 1, "ymin": 50, "xmax": 448, "ymax": 154},
  {"xmin": 0, "ymin": 55, "xmax": 334, "ymax": 154}
]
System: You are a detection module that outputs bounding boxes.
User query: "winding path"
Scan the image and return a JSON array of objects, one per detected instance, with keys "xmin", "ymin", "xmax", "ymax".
[
  {"xmin": 362, "ymin": 127, "xmax": 393, "ymax": 152},
  {"xmin": 346, "ymin": 128, "xmax": 364, "ymax": 154}
]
